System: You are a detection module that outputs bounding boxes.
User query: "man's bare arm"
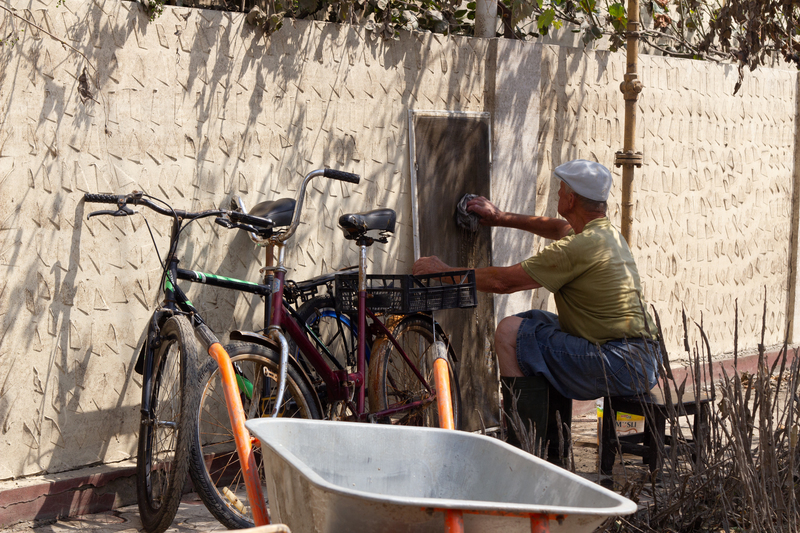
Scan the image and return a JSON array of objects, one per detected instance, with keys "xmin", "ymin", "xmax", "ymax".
[
  {"xmin": 466, "ymin": 196, "xmax": 571, "ymax": 240},
  {"xmin": 413, "ymin": 257, "xmax": 540, "ymax": 295},
  {"xmin": 474, "ymin": 264, "xmax": 541, "ymax": 294}
]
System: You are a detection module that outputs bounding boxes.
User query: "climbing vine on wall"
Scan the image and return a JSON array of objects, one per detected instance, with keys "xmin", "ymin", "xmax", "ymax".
[
  {"xmin": 51, "ymin": 0, "xmax": 800, "ymax": 92},
  {"xmin": 496, "ymin": 0, "xmax": 800, "ymax": 93},
  {"xmin": 238, "ymin": 0, "xmax": 475, "ymax": 39}
]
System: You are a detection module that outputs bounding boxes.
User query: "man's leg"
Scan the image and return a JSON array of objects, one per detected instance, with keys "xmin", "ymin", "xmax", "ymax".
[
  {"xmin": 495, "ymin": 316, "xmax": 524, "ymax": 376},
  {"xmin": 496, "ymin": 316, "xmax": 548, "ymax": 453}
]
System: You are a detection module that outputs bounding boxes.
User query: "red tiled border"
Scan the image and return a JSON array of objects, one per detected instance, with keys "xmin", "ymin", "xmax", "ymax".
[{"xmin": 0, "ymin": 466, "xmax": 136, "ymax": 528}]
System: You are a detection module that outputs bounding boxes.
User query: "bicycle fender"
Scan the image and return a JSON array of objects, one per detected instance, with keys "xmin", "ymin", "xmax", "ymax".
[
  {"xmin": 134, "ymin": 309, "xmax": 174, "ymax": 375},
  {"xmin": 229, "ymin": 330, "xmax": 325, "ymax": 416},
  {"xmin": 229, "ymin": 330, "xmax": 281, "ymax": 352},
  {"xmin": 134, "ymin": 342, "xmax": 147, "ymax": 375},
  {"xmin": 405, "ymin": 312, "xmax": 459, "ymax": 364}
]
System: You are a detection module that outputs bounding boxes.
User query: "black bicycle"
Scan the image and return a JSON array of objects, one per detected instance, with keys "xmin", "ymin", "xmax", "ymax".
[{"xmin": 83, "ymin": 168, "xmax": 360, "ymax": 532}]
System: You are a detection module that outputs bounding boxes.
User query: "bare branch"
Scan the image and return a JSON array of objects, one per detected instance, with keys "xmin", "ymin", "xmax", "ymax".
[{"xmin": 0, "ymin": 3, "xmax": 97, "ymax": 75}]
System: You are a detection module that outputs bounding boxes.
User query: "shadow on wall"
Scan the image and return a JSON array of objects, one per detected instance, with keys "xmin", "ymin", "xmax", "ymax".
[
  {"xmin": 1, "ymin": 0, "xmax": 494, "ymax": 479},
  {"xmin": 528, "ymin": 46, "xmax": 614, "ymax": 311},
  {"xmin": 0, "ymin": 201, "xmax": 140, "ymax": 480}
]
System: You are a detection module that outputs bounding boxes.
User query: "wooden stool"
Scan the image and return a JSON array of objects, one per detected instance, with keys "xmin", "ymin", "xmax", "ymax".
[{"xmin": 600, "ymin": 385, "xmax": 712, "ymax": 475}]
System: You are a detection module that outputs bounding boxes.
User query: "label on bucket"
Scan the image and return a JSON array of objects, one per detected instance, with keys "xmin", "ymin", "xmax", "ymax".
[{"xmin": 596, "ymin": 406, "xmax": 645, "ymax": 441}]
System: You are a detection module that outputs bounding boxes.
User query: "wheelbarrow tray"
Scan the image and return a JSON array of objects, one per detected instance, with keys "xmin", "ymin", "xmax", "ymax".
[{"xmin": 246, "ymin": 419, "xmax": 636, "ymax": 533}]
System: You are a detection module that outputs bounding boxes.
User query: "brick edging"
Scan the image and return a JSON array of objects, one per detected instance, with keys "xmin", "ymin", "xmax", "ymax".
[{"xmin": 0, "ymin": 464, "xmax": 137, "ymax": 528}]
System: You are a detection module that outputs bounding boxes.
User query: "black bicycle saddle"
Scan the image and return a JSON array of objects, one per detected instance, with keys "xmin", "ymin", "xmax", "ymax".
[
  {"xmin": 249, "ymin": 198, "xmax": 296, "ymax": 228},
  {"xmin": 338, "ymin": 209, "xmax": 396, "ymax": 242}
]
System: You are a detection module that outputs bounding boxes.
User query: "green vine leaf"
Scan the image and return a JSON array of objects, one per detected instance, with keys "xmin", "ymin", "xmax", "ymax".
[
  {"xmin": 537, "ymin": 7, "xmax": 555, "ymax": 31},
  {"xmin": 578, "ymin": 0, "xmax": 596, "ymax": 14}
]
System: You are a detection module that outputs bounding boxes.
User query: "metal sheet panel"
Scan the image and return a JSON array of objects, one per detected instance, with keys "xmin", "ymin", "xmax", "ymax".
[{"xmin": 409, "ymin": 110, "xmax": 500, "ymax": 432}]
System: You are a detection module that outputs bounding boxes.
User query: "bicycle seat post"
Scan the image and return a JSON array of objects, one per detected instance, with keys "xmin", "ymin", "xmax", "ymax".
[
  {"xmin": 263, "ymin": 241, "xmax": 287, "ymax": 330},
  {"xmin": 355, "ymin": 239, "xmax": 370, "ymax": 414},
  {"xmin": 261, "ymin": 243, "xmax": 276, "ymax": 328}
]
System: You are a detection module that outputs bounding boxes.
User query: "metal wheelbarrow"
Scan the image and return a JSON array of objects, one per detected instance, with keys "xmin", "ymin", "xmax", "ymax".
[{"xmin": 246, "ymin": 418, "xmax": 636, "ymax": 533}]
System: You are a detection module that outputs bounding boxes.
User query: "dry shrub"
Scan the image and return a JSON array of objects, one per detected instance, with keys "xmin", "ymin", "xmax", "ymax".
[{"xmin": 599, "ymin": 298, "xmax": 800, "ymax": 533}]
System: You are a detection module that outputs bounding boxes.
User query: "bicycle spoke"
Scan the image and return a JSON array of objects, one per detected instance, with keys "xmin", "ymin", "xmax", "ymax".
[
  {"xmin": 190, "ymin": 345, "xmax": 320, "ymax": 529},
  {"xmin": 369, "ymin": 316, "xmax": 460, "ymax": 428}
]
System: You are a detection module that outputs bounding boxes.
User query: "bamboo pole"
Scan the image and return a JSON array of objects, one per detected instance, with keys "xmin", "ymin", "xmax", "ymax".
[{"xmin": 615, "ymin": 0, "xmax": 644, "ymax": 242}]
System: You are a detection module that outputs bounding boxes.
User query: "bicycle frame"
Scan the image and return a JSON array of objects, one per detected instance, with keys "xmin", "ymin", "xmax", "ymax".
[
  {"xmin": 263, "ymin": 241, "xmax": 436, "ymax": 421},
  {"xmin": 142, "ymin": 244, "xmax": 352, "ymax": 528},
  {"xmin": 225, "ymin": 169, "xmax": 440, "ymax": 423},
  {"xmin": 151, "ymin": 245, "xmax": 436, "ymax": 424},
  {"xmin": 90, "ymin": 199, "xmax": 275, "ymax": 527},
  {"xmin": 139, "ymin": 261, "xmax": 353, "ymax": 412},
  {"xmin": 86, "ymin": 168, "xmax": 363, "ymax": 529},
  {"xmin": 163, "ymin": 256, "xmax": 438, "ymax": 420}
]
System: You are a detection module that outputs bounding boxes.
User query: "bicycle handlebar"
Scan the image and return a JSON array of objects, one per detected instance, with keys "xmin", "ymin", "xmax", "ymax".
[
  {"xmin": 323, "ymin": 168, "xmax": 360, "ymax": 184},
  {"xmin": 279, "ymin": 168, "xmax": 360, "ymax": 243},
  {"xmin": 235, "ymin": 168, "xmax": 361, "ymax": 245},
  {"xmin": 84, "ymin": 193, "xmax": 132, "ymax": 204},
  {"xmin": 85, "ymin": 167, "xmax": 361, "ymax": 243},
  {"xmin": 83, "ymin": 191, "xmax": 275, "ymax": 235},
  {"xmin": 84, "ymin": 191, "xmax": 197, "ymax": 219}
]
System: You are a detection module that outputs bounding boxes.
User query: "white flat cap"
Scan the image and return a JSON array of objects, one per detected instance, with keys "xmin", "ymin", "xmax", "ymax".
[{"xmin": 554, "ymin": 159, "xmax": 612, "ymax": 202}]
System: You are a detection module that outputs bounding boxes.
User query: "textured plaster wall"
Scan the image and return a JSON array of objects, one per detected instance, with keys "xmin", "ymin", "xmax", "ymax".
[
  {"xmin": 526, "ymin": 46, "xmax": 797, "ymax": 360},
  {"xmin": 0, "ymin": 0, "xmax": 796, "ymax": 479},
  {"xmin": 0, "ymin": 0, "xmax": 505, "ymax": 478}
]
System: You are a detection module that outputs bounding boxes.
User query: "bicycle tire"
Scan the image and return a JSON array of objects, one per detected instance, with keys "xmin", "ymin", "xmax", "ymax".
[
  {"xmin": 188, "ymin": 342, "xmax": 321, "ymax": 529},
  {"xmin": 137, "ymin": 315, "xmax": 200, "ymax": 533},
  {"xmin": 368, "ymin": 314, "xmax": 462, "ymax": 429},
  {"xmin": 294, "ymin": 295, "xmax": 363, "ymax": 419}
]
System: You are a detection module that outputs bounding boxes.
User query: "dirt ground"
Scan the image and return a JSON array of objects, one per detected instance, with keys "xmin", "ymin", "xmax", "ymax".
[
  {"xmin": 569, "ymin": 413, "xmax": 605, "ymax": 476},
  {"xmin": 566, "ymin": 409, "xmax": 672, "ymax": 490}
]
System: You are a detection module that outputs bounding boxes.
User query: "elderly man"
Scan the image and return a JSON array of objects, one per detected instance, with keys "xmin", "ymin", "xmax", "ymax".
[{"xmin": 413, "ymin": 159, "xmax": 661, "ymax": 460}]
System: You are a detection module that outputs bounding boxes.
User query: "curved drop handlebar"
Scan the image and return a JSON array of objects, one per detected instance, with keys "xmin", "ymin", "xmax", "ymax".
[{"xmin": 234, "ymin": 168, "xmax": 361, "ymax": 246}]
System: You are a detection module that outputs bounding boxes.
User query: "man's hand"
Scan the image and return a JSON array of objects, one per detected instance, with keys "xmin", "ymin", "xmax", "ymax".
[
  {"xmin": 413, "ymin": 256, "xmax": 453, "ymax": 276},
  {"xmin": 466, "ymin": 196, "xmax": 503, "ymax": 226}
]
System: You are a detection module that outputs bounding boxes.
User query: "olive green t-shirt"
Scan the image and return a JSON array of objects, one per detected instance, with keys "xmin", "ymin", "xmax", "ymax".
[{"xmin": 520, "ymin": 217, "xmax": 657, "ymax": 345}]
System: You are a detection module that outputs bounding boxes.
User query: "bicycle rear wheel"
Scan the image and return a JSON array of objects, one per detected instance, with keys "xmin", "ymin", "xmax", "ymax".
[
  {"xmin": 137, "ymin": 315, "xmax": 200, "ymax": 533},
  {"xmin": 188, "ymin": 341, "xmax": 321, "ymax": 529},
  {"xmin": 368, "ymin": 315, "xmax": 462, "ymax": 429}
]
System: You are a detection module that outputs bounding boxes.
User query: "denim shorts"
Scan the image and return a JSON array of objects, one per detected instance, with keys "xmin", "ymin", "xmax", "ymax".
[{"xmin": 515, "ymin": 309, "xmax": 660, "ymax": 401}]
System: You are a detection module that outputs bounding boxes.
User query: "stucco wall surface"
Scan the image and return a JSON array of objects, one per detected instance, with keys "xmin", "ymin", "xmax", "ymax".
[
  {"xmin": 513, "ymin": 46, "xmax": 796, "ymax": 360},
  {"xmin": 0, "ymin": 0, "xmax": 528, "ymax": 479},
  {"xmin": 0, "ymin": 0, "xmax": 796, "ymax": 480}
]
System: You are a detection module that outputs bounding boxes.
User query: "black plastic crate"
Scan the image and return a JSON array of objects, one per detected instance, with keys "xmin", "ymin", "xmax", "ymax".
[{"xmin": 334, "ymin": 270, "xmax": 477, "ymax": 314}]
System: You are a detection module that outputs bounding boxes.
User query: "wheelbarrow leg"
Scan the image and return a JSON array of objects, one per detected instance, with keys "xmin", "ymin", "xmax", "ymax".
[
  {"xmin": 530, "ymin": 514, "xmax": 550, "ymax": 533},
  {"xmin": 445, "ymin": 510, "xmax": 464, "ymax": 533},
  {"xmin": 434, "ymin": 346, "xmax": 465, "ymax": 533}
]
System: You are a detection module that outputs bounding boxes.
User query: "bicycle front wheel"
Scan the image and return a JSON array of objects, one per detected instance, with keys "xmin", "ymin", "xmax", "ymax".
[
  {"xmin": 368, "ymin": 315, "xmax": 462, "ymax": 429},
  {"xmin": 188, "ymin": 341, "xmax": 321, "ymax": 529},
  {"xmin": 137, "ymin": 315, "xmax": 200, "ymax": 533},
  {"xmin": 295, "ymin": 295, "xmax": 362, "ymax": 419}
]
